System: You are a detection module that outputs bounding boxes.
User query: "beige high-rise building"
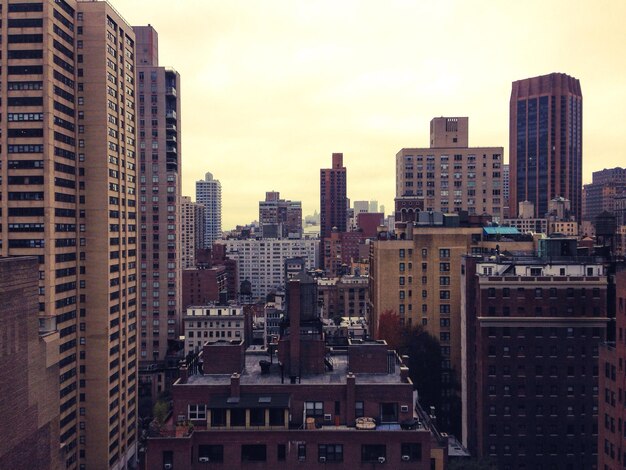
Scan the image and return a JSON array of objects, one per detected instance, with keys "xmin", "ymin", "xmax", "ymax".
[
  {"xmin": 396, "ymin": 117, "xmax": 504, "ymax": 219},
  {"xmin": 79, "ymin": 2, "xmax": 138, "ymax": 468},
  {"xmin": 1, "ymin": 1, "xmax": 139, "ymax": 468}
]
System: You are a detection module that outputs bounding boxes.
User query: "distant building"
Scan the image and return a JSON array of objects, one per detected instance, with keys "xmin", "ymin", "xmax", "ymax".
[
  {"xmin": 510, "ymin": 73, "xmax": 583, "ymax": 221},
  {"xmin": 0, "ymin": 257, "xmax": 61, "ymax": 470},
  {"xmin": 583, "ymin": 167, "xmax": 626, "ymax": 224},
  {"xmin": 196, "ymin": 172, "xmax": 222, "ymax": 247},
  {"xmin": 317, "ymin": 275, "xmax": 369, "ymax": 320},
  {"xmin": 259, "ymin": 191, "xmax": 302, "ymax": 238},
  {"xmin": 182, "ymin": 266, "xmax": 228, "ymax": 309},
  {"xmin": 183, "ymin": 305, "xmax": 249, "ymax": 355},
  {"xmin": 144, "ymin": 277, "xmax": 448, "ymax": 469},
  {"xmin": 215, "ymin": 238, "xmax": 319, "ymax": 301},
  {"xmin": 462, "ymin": 246, "xmax": 607, "ymax": 469},
  {"xmin": 353, "ymin": 200, "xmax": 370, "ymax": 215},
  {"xmin": 181, "ymin": 196, "xmax": 201, "ymax": 269},
  {"xmin": 320, "ymin": 153, "xmax": 348, "ymax": 239},
  {"xmin": 396, "ymin": 117, "xmax": 504, "ymax": 219},
  {"xmin": 356, "ymin": 212, "xmax": 384, "ymax": 237},
  {"xmin": 323, "ymin": 230, "xmax": 368, "ymax": 277}
]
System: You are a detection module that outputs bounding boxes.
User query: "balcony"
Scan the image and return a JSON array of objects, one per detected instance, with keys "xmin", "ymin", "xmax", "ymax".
[
  {"xmin": 166, "ymin": 124, "xmax": 177, "ymax": 132},
  {"xmin": 166, "ymin": 86, "xmax": 177, "ymax": 97},
  {"xmin": 166, "ymin": 146, "xmax": 177, "ymax": 154},
  {"xmin": 166, "ymin": 134, "xmax": 177, "ymax": 143},
  {"xmin": 166, "ymin": 109, "xmax": 177, "ymax": 120}
]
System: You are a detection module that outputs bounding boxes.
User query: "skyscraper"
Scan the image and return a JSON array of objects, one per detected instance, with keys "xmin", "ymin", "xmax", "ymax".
[
  {"xmin": 0, "ymin": 1, "xmax": 139, "ymax": 468},
  {"xmin": 509, "ymin": 73, "xmax": 582, "ymax": 220},
  {"xmin": 258, "ymin": 191, "xmax": 302, "ymax": 238},
  {"xmin": 134, "ymin": 24, "xmax": 182, "ymax": 366},
  {"xmin": 320, "ymin": 153, "xmax": 347, "ymax": 239},
  {"xmin": 196, "ymin": 172, "xmax": 222, "ymax": 248}
]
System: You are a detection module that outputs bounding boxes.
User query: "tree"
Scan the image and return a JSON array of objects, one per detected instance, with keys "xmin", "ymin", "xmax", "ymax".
[
  {"xmin": 152, "ymin": 400, "xmax": 169, "ymax": 426},
  {"xmin": 377, "ymin": 309, "xmax": 403, "ymax": 350},
  {"xmin": 398, "ymin": 326, "xmax": 442, "ymax": 420}
]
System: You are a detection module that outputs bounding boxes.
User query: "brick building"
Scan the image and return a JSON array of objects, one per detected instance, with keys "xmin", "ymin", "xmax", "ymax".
[
  {"xmin": 461, "ymin": 244, "xmax": 607, "ymax": 470},
  {"xmin": 144, "ymin": 276, "xmax": 447, "ymax": 469},
  {"xmin": 0, "ymin": 257, "xmax": 61, "ymax": 470},
  {"xmin": 598, "ymin": 269, "xmax": 626, "ymax": 470}
]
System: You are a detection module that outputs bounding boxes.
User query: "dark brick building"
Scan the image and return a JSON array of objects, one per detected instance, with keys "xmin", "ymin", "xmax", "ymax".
[
  {"xmin": 144, "ymin": 275, "xmax": 447, "ymax": 469},
  {"xmin": 598, "ymin": 269, "xmax": 626, "ymax": 470},
  {"xmin": 462, "ymin": 248, "xmax": 608, "ymax": 470},
  {"xmin": 0, "ymin": 257, "xmax": 61, "ymax": 470}
]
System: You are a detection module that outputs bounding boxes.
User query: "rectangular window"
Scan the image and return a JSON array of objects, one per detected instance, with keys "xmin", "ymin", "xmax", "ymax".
[
  {"xmin": 319, "ymin": 444, "xmax": 343, "ymax": 462},
  {"xmin": 355, "ymin": 401, "xmax": 364, "ymax": 418},
  {"xmin": 362, "ymin": 445, "xmax": 386, "ymax": 463},
  {"xmin": 401, "ymin": 443, "xmax": 422, "ymax": 461},
  {"xmin": 241, "ymin": 445, "xmax": 266, "ymax": 462},
  {"xmin": 305, "ymin": 401, "xmax": 324, "ymax": 417},
  {"xmin": 188, "ymin": 404, "xmax": 206, "ymax": 420},
  {"xmin": 198, "ymin": 445, "xmax": 223, "ymax": 463}
]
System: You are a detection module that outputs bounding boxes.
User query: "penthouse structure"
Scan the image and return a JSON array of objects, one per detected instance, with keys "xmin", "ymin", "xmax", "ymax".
[
  {"xmin": 144, "ymin": 276, "xmax": 447, "ymax": 469},
  {"xmin": 462, "ymin": 240, "xmax": 607, "ymax": 469},
  {"xmin": 395, "ymin": 117, "xmax": 504, "ymax": 220}
]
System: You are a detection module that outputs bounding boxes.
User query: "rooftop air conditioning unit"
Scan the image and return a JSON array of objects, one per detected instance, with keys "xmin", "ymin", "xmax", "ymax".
[
  {"xmin": 402, "ymin": 454, "xmax": 411, "ymax": 461},
  {"xmin": 378, "ymin": 456, "xmax": 386, "ymax": 464},
  {"xmin": 199, "ymin": 457, "xmax": 209, "ymax": 463},
  {"xmin": 319, "ymin": 456, "xmax": 326, "ymax": 463}
]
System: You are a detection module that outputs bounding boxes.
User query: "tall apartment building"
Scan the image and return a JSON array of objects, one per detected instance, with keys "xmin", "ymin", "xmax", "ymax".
[
  {"xmin": 259, "ymin": 190, "xmax": 302, "ymax": 238},
  {"xmin": 196, "ymin": 171, "xmax": 221, "ymax": 248},
  {"xmin": 0, "ymin": 2, "xmax": 139, "ymax": 468},
  {"xmin": 181, "ymin": 196, "xmax": 197, "ymax": 268},
  {"xmin": 599, "ymin": 269, "xmax": 626, "ymax": 470},
  {"xmin": 510, "ymin": 73, "xmax": 583, "ymax": 221},
  {"xmin": 462, "ymin": 246, "xmax": 607, "ymax": 469},
  {"xmin": 134, "ymin": 24, "xmax": 182, "ymax": 364},
  {"xmin": 396, "ymin": 117, "xmax": 504, "ymax": 219},
  {"xmin": 79, "ymin": 4, "xmax": 139, "ymax": 468},
  {"xmin": 502, "ymin": 164, "xmax": 510, "ymax": 217},
  {"xmin": 0, "ymin": 257, "xmax": 61, "ymax": 470},
  {"xmin": 320, "ymin": 153, "xmax": 347, "ymax": 239},
  {"xmin": 215, "ymin": 238, "xmax": 319, "ymax": 301}
]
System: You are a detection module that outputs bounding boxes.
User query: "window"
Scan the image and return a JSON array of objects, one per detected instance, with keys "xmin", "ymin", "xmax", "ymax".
[
  {"xmin": 439, "ymin": 248, "xmax": 450, "ymax": 258},
  {"xmin": 298, "ymin": 443, "xmax": 306, "ymax": 461},
  {"xmin": 305, "ymin": 401, "xmax": 324, "ymax": 417},
  {"xmin": 198, "ymin": 445, "xmax": 223, "ymax": 463},
  {"xmin": 277, "ymin": 444, "xmax": 286, "ymax": 461},
  {"xmin": 401, "ymin": 443, "xmax": 422, "ymax": 461},
  {"xmin": 362, "ymin": 445, "xmax": 386, "ymax": 463},
  {"xmin": 188, "ymin": 404, "xmax": 206, "ymax": 420},
  {"xmin": 355, "ymin": 401, "xmax": 364, "ymax": 418},
  {"xmin": 319, "ymin": 444, "xmax": 343, "ymax": 462},
  {"xmin": 210, "ymin": 408, "xmax": 226, "ymax": 427},
  {"xmin": 250, "ymin": 408, "xmax": 265, "ymax": 426},
  {"xmin": 380, "ymin": 403, "xmax": 398, "ymax": 423},
  {"xmin": 241, "ymin": 444, "xmax": 266, "ymax": 462}
]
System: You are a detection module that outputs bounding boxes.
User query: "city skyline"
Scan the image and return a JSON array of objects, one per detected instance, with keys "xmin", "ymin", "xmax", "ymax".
[{"xmin": 112, "ymin": 0, "xmax": 626, "ymax": 230}]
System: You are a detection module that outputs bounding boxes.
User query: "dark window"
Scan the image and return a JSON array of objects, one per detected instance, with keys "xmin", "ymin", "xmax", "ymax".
[
  {"xmin": 361, "ymin": 444, "xmax": 386, "ymax": 463},
  {"xmin": 298, "ymin": 443, "xmax": 306, "ymax": 461},
  {"xmin": 319, "ymin": 444, "xmax": 343, "ymax": 462},
  {"xmin": 198, "ymin": 445, "xmax": 223, "ymax": 463},
  {"xmin": 241, "ymin": 444, "xmax": 266, "ymax": 462},
  {"xmin": 249, "ymin": 408, "xmax": 265, "ymax": 427},
  {"xmin": 7, "ymin": 49, "xmax": 43, "ymax": 59},
  {"xmin": 380, "ymin": 403, "xmax": 398, "ymax": 423},
  {"xmin": 8, "ymin": 34, "xmax": 43, "ymax": 43},
  {"xmin": 269, "ymin": 408, "xmax": 285, "ymax": 426},
  {"xmin": 401, "ymin": 443, "xmax": 422, "ymax": 461},
  {"xmin": 8, "ymin": 97, "xmax": 43, "ymax": 107},
  {"xmin": 305, "ymin": 401, "xmax": 323, "ymax": 417},
  {"xmin": 277, "ymin": 444, "xmax": 286, "ymax": 461},
  {"xmin": 230, "ymin": 408, "xmax": 246, "ymax": 427},
  {"xmin": 355, "ymin": 401, "xmax": 364, "ymax": 418},
  {"xmin": 8, "ymin": 3, "xmax": 44, "ymax": 12}
]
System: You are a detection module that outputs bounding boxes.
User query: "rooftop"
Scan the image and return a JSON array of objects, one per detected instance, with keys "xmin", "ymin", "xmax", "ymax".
[{"xmin": 184, "ymin": 347, "xmax": 406, "ymax": 387}]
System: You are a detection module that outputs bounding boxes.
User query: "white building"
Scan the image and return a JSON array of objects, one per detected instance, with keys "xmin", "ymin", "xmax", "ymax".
[
  {"xmin": 184, "ymin": 305, "xmax": 246, "ymax": 355},
  {"xmin": 196, "ymin": 172, "xmax": 222, "ymax": 248},
  {"xmin": 215, "ymin": 238, "xmax": 320, "ymax": 301}
]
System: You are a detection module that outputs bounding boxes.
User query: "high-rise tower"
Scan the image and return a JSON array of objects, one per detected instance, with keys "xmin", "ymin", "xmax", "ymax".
[
  {"xmin": 196, "ymin": 172, "xmax": 222, "ymax": 248},
  {"xmin": 320, "ymin": 153, "xmax": 347, "ymax": 239},
  {"xmin": 0, "ymin": 1, "xmax": 140, "ymax": 468},
  {"xmin": 509, "ymin": 73, "xmax": 582, "ymax": 220},
  {"xmin": 133, "ymin": 24, "xmax": 182, "ymax": 367}
]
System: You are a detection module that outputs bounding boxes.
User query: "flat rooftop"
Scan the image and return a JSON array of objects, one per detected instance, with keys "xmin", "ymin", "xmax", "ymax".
[{"xmin": 184, "ymin": 348, "xmax": 405, "ymax": 387}]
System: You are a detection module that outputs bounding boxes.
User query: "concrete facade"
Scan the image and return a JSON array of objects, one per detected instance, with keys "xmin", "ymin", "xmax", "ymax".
[{"xmin": 196, "ymin": 172, "xmax": 221, "ymax": 248}]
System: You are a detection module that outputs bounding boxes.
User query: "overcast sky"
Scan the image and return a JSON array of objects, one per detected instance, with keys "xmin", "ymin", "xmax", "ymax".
[{"xmin": 114, "ymin": 0, "xmax": 626, "ymax": 229}]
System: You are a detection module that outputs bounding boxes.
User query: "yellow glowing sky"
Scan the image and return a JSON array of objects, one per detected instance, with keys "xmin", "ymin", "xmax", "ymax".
[{"xmin": 114, "ymin": 0, "xmax": 626, "ymax": 229}]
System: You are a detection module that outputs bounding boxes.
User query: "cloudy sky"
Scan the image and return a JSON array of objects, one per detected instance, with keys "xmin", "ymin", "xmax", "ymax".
[{"xmin": 114, "ymin": 0, "xmax": 626, "ymax": 229}]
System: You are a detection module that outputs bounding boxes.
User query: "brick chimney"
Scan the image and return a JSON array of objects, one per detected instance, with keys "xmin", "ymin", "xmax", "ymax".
[
  {"xmin": 230, "ymin": 373, "xmax": 241, "ymax": 398},
  {"xmin": 346, "ymin": 372, "xmax": 356, "ymax": 424},
  {"xmin": 289, "ymin": 280, "xmax": 301, "ymax": 378}
]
